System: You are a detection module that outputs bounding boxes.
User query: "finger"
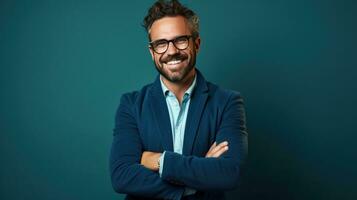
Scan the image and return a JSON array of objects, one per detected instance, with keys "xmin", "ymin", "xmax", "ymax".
[
  {"xmin": 216, "ymin": 141, "xmax": 228, "ymax": 148},
  {"xmin": 205, "ymin": 142, "xmax": 217, "ymax": 157},
  {"xmin": 208, "ymin": 141, "xmax": 217, "ymax": 152},
  {"xmin": 209, "ymin": 145, "xmax": 228, "ymax": 157},
  {"xmin": 212, "ymin": 145, "xmax": 229, "ymax": 157},
  {"xmin": 209, "ymin": 141, "xmax": 228, "ymax": 155}
]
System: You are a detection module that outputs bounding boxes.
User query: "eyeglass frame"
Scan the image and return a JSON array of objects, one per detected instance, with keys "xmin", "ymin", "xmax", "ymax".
[{"xmin": 149, "ymin": 35, "xmax": 193, "ymax": 54}]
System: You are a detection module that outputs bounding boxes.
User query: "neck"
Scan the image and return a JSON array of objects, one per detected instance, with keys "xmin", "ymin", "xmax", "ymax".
[{"xmin": 161, "ymin": 68, "xmax": 196, "ymax": 103}]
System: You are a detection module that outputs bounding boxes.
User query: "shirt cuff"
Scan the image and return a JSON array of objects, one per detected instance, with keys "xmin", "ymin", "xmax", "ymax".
[{"xmin": 159, "ymin": 151, "xmax": 165, "ymax": 177}]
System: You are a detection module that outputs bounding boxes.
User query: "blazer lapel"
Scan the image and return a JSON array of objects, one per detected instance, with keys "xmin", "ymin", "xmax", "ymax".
[
  {"xmin": 149, "ymin": 76, "xmax": 174, "ymax": 151},
  {"xmin": 183, "ymin": 70, "xmax": 209, "ymax": 155}
]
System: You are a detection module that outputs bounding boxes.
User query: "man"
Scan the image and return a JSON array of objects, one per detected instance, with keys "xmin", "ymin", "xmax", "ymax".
[{"xmin": 109, "ymin": 0, "xmax": 248, "ymax": 199}]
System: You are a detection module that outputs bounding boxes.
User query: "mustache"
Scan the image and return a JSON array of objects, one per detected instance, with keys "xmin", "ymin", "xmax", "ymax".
[{"xmin": 160, "ymin": 53, "xmax": 188, "ymax": 63}]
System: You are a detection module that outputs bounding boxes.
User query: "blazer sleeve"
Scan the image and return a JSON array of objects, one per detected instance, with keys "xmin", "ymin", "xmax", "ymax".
[
  {"xmin": 109, "ymin": 93, "xmax": 185, "ymax": 200},
  {"xmin": 160, "ymin": 92, "xmax": 248, "ymax": 191}
]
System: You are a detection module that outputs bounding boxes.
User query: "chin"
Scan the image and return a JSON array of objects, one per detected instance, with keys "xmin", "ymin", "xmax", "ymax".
[{"xmin": 166, "ymin": 72, "xmax": 184, "ymax": 82}]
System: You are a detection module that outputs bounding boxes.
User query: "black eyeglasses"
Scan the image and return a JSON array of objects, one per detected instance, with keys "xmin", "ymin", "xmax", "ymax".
[{"xmin": 149, "ymin": 35, "xmax": 192, "ymax": 54}]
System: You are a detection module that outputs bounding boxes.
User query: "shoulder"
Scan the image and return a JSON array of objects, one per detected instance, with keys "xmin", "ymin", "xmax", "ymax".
[
  {"xmin": 119, "ymin": 82, "xmax": 154, "ymax": 106},
  {"xmin": 206, "ymin": 81, "xmax": 243, "ymax": 105}
]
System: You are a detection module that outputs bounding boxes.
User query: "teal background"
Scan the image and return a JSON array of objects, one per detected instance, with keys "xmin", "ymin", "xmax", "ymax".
[{"xmin": 1, "ymin": 0, "xmax": 356, "ymax": 199}]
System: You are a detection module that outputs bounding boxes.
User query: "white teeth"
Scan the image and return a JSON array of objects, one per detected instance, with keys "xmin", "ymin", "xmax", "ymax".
[{"xmin": 167, "ymin": 60, "xmax": 182, "ymax": 65}]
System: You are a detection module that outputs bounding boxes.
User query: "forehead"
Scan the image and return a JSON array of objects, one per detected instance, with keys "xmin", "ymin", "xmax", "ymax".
[{"xmin": 149, "ymin": 16, "xmax": 191, "ymax": 41}]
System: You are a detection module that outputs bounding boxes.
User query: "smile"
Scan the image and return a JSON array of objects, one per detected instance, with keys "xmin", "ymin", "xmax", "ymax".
[{"xmin": 166, "ymin": 59, "xmax": 183, "ymax": 65}]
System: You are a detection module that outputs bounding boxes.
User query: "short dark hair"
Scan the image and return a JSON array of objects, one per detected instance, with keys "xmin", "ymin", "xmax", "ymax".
[{"xmin": 143, "ymin": 0, "xmax": 199, "ymax": 40}]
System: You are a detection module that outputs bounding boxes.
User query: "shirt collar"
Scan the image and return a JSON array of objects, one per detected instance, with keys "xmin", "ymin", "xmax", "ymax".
[{"xmin": 160, "ymin": 74, "xmax": 197, "ymax": 97}]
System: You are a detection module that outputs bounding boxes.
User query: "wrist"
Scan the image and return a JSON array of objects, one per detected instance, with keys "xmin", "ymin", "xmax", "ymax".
[
  {"xmin": 157, "ymin": 155, "xmax": 160, "ymax": 170},
  {"xmin": 156, "ymin": 153, "xmax": 162, "ymax": 171}
]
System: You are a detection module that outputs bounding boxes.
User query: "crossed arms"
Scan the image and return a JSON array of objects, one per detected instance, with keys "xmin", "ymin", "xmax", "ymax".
[
  {"xmin": 140, "ymin": 141, "xmax": 229, "ymax": 172},
  {"xmin": 109, "ymin": 92, "xmax": 247, "ymax": 199}
]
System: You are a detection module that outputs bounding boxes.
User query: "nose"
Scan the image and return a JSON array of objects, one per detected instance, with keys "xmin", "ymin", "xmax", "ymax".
[{"xmin": 166, "ymin": 41, "xmax": 179, "ymax": 55}]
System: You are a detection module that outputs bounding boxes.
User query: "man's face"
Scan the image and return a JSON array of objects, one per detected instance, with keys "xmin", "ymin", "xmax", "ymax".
[{"xmin": 149, "ymin": 16, "xmax": 200, "ymax": 83}]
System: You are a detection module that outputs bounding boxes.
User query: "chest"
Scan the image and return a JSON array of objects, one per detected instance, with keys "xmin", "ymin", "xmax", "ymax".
[{"xmin": 136, "ymin": 102, "xmax": 220, "ymax": 156}]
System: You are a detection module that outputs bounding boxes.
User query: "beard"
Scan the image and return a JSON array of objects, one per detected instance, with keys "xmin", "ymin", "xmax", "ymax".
[{"xmin": 153, "ymin": 50, "xmax": 196, "ymax": 83}]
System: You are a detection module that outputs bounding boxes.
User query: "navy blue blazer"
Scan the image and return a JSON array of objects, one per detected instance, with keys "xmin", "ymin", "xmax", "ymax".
[{"xmin": 109, "ymin": 70, "xmax": 248, "ymax": 200}]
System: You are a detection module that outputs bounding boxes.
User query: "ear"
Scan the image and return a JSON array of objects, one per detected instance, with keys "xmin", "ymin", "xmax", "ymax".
[
  {"xmin": 148, "ymin": 46, "xmax": 155, "ymax": 60},
  {"xmin": 194, "ymin": 36, "xmax": 201, "ymax": 53}
]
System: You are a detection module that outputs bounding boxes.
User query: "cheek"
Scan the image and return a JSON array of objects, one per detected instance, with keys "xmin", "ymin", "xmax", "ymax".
[
  {"xmin": 153, "ymin": 54, "xmax": 159, "ymax": 62},
  {"xmin": 154, "ymin": 55, "xmax": 163, "ymax": 65},
  {"xmin": 188, "ymin": 49, "xmax": 195, "ymax": 58}
]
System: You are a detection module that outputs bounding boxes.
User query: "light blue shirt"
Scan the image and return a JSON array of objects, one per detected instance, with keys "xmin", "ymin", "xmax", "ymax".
[{"xmin": 159, "ymin": 74, "xmax": 197, "ymax": 196}]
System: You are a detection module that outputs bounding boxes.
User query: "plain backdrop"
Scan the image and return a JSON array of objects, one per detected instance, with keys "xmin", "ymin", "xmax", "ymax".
[{"xmin": 1, "ymin": 0, "xmax": 356, "ymax": 199}]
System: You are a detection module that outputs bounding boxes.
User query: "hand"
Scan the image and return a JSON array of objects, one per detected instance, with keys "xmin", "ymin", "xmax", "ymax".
[
  {"xmin": 141, "ymin": 151, "xmax": 162, "ymax": 171},
  {"xmin": 205, "ymin": 141, "xmax": 229, "ymax": 158}
]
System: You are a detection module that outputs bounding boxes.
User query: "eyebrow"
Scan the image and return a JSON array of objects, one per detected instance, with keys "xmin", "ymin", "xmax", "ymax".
[{"xmin": 150, "ymin": 35, "xmax": 187, "ymax": 43}]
